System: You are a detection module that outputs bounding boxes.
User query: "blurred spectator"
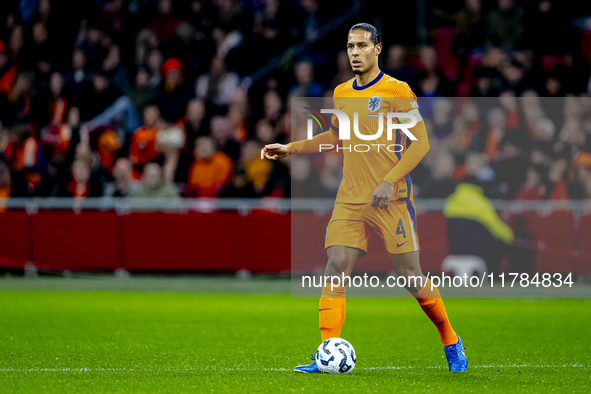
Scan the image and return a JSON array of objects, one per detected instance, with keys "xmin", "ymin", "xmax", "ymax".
[
  {"xmin": 58, "ymin": 107, "xmax": 78, "ymax": 156},
  {"xmin": 17, "ymin": 22, "xmax": 51, "ymax": 72},
  {"xmin": 149, "ymin": 0, "xmax": 183, "ymax": 42},
  {"xmin": 156, "ymin": 124, "xmax": 186, "ymax": 181},
  {"xmin": 102, "ymin": 44, "xmax": 129, "ymax": 94},
  {"xmin": 253, "ymin": 0, "xmax": 287, "ymax": 63},
  {"xmin": 318, "ymin": 153, "xmax": 342, "ymax": 197},
  {"xmin": 84, "ymin": 71, "xmax": 122, "ymax": 121},
  {"xmin": 525, "ymin": 1, "xmax": 573, "ymax": 56},
  {"xmin": 39, "ymin": 152, "xmax": 67, "ymax": 197},
  {"xmin": 545, "ymin": 157, "xmax": 586, "ymax": 200},
  {"xmin": 297, "ymin": 0, "xmax": 325, "ymax": 40},
  {"xmin": 210, "ymin": 115, "xmax": 241, "ymax": 162},
  {"xmin": 216, "ymin": 0, "xmax": 251, "ymax": 45},
  {"xmin": 0, "ymin": 161, "xmax": 10, "ymax": 211},
  {"xmin": 331, "ymin": 50, "xmax": 354, "ymax": 88},
  {"xmin": 500, "ymin": 59, "xmax": 531, "ymax": 94},
  {"xmin": 491, "ymin": 139, "xmax": 528, "ymax": 198},
  {"xmin": 59, "ymin": 156, "xmax": 103, "ymax": 198},
  {"xmin": 453, "ymin": 0, "xmax": 486, "ymax": 57},
  {"xmin": 444, "ymin": 176, "xmax": 514, "ymax": 274},
  {"xmin": 414, "ymin": 46, "xmax": 454, "ymax": 97},
  {"xmin": 129, "ymin": 105, "xmax": 162, "ymax": 179},
  {"xmin": 263, "ymin": 90, "xmax": 283, "ymax": 125},
  {"xmin": 499, "ymin": 90, "xmax": 522, "ymax": 130},
  {"xmin": 431, "ymin": 98, "xmax": 453, "ymax": 138},
  {"xmin": 129, "ymin": 67, "xmax": 158, "ymax": 115},
  {"xmin": 83, "ymin": 94, "xmax": 141, "ymax": 136},
  {"xmin": 531, "ymin": 117, "xmax": 555, "ymax": 143},
  {"xmin": 187, "ymin": 135, "xmax": 232, "ymax": 197},
  {"xmin": 3, "ymin": 124, "xmax": 42, "ymax": 196},
  {"xmin": 158, "ymin": 58, "xmax": 194, "ymax": 122},
  {"xmin": 195, "ymin": 55, "xmax": 239, "ymax": 110},
  {"xmin": 241, "ymin": 140, "xmax": 272, "ymax": 194},
  {"xmin": 64, "ymin": 48, "xmax": 92, "ymax": 110},
  {"xmin": 0, "ymin": 1, "xmax": 590, "ymax": 202},
  {"xmin": 131, "ymin": 160, "xmax": 180, "ymax": 198},
  {"xmin": 9, "ymin": 73, "xmax": 36, "ymax": 126},
  {"xmin": 384, "ymin": 44, "xmax": 412, "ymax": 85},
  {"xmin": 211, "ymin": 24, "xmax": 243, "ymax": 72},
  {"xmin": 75, "ymin": 20, "xmax": 106, "ymax": 71},
  {"xmin": 224, "ymin": 140, "xmax": 272, "ymax": 197},
  {"xmin": 288, "ymin": 154, "xmax": 323, "ymax": 198},
  {"xmin": 420, "ymin": 150, "xmax": 456, "ymax": 198},
  {"xmin": 104, "ymin": 157, "xmax": 136, "ymax": 197},
  {"xmin": 516, "ymin": 165, "xmax": 545, "ymax": 200},
  {"xmin": 145, "ymin": 49, "xmax": 164, "ymax": 88},
  {"xmin": 183, "ymin": 98, "xmax": 207, "ymax": 142},
  {"xmin": 572, "ymin": 164, "xmax": 591, "ymax": 199},
  {"xmin": 470, "ymin": 66, "xmax": 502, "ymax": 98},
  {"xmin": 483, "ymin": 107, "xmax": 506, "ymax": 160},
  {"xmin": 289, "ymin": 60, "xmax": 323, "ymax": 97},
  {"xmin": 227, "ymin": 91, "xmax": 249, "ymax": 142},
  {"xmin": 255, "ymin": 119, "xmax": 276, "ymax": 145},
  {"xmin": 486, "ymin": 0, "xmax": 524, "ymax": 50},
  {"xmin": 96, "ymin": 129, "xmax": 121, "ymax": 171},
  {"xmin": 187, "ymin": 0, "xmax": 215, "ymax": 42}
]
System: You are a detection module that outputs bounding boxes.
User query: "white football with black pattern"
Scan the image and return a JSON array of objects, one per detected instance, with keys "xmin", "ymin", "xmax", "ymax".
[{"xmin": 315, "ymin": 337, "xmax": 356, "ymax": 374}]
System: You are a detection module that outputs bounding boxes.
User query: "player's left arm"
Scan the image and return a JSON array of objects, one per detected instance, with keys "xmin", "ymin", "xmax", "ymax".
[
  {"xmin": 371, "ymin": 85, "xmax": 430, "ymax": 209},
  {"xmin": 382, "ymin": 116, "xmax": 429, "ymax": 185}
]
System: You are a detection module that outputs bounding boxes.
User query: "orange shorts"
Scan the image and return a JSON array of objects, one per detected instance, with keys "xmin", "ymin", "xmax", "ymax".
[{"xmin": 325, "ymin": 200, "xmax": 419, "ymax": 256}]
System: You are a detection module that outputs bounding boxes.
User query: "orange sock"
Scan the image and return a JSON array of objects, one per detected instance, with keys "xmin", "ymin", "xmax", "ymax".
[
  {"xmin": 319, "ymin": 285, "xmax": 346, "ymax": 342},
  {"xmin": 410, "ymin": 278, "xmax": 457, "ymax": 347}
]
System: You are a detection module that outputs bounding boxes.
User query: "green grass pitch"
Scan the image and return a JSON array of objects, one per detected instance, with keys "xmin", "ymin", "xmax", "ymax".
[{"xmin": 0, "ymin": 282, "xmax": 590, "ymax": 393}]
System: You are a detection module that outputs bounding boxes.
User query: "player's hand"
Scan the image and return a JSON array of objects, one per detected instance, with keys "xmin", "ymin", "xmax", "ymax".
[
  {"xmin": 261, "ymin": 143, "xmax": 291, "ymax": 160},
  {"xmin": 370, "ymin": 180, "xmax": 395, "ymax": 209}
]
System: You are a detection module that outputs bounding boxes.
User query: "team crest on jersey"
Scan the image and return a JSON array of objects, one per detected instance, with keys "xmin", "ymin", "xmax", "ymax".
[{"xmin": 367, "ymin": 96, "xmax": 381, "ymax": 112}]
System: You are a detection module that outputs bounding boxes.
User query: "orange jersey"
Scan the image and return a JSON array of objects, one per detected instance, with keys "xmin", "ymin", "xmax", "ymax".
[
  {"xmin": 291, "ymin": 71, "xmax": 429, "ymax": 204},
  {"xmin": 129, "ymin": 127, "xmax": 159, "ymax": 179},
  {"xmin": 187, "ymin": 151, "xmax": 233, "ymax": 197}
]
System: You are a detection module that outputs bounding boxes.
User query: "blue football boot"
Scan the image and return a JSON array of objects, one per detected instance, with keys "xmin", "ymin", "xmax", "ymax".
[
  {"xmin": 444, "ymin": 334, "xmax": 468, "ymax": 372},
  {"xmin": 293, "ymin": 353, "xmax": 320, "ymax": 373}
]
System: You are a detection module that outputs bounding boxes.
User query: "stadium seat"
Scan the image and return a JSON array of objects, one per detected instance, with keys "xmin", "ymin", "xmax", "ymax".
[
  {"xmin": 417, "ymin": 212, "xmax": 450, "ymax": 273},
  {"xmin": 506, "ymin": 212, "xmax": 539, "ymax": 273},
  {"xmin": 578, "ymin": 214, "xmax": 591, "ymax": 276},
  {"xmin": 535, "ymin": 211, "xmax": 575, "ymax": 274},
  {"xmin": 580, "ymin": 30, "xmax": 591, "ymax": 68},
  {"xmin": 541, "ymin": 55, "xmax": 565, "ymax": 72}
]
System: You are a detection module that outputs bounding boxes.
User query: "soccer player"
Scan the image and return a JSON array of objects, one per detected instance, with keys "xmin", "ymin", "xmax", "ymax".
[{"xmin": 261, "ymin": 23, "xmax": 467, "ymax": 373}]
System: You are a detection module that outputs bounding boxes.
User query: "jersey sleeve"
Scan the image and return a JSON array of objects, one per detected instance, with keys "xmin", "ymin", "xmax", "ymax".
[
  {"xmin": 391, "ymin": 82, "xmax": 418, "ymax": 111},
  {"xmin": 383, "ymin": 83, "xmax": 429, "ymax": 185},
  {"xmin": 390, "ymin": 82, "xmax": 422, "ymax": 125},
  {"xmin": 290, "ymin": 93, "xmax": 341, "ymax": 154},
  {"xmin": 330, "ymin": 94, "xmax": 341, "ymax": 131},
  {"xmin": 383, "ymin": 120, "xmax": 429, "ymax": 185}
]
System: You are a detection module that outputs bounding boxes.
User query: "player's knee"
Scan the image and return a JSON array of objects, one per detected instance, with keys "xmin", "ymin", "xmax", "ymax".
[
  {"xmin": 325, "ymin": 256, "xmax": 350, "ymax": 276},
  {"xmin": 396, "ymin": 267, "xmax": 424, "ymax": 284}
]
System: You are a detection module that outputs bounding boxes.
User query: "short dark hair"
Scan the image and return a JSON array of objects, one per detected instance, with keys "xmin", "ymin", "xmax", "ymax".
[{"xmin": 349, "ymin": 23, "xmax": 381, "ymax": 46}]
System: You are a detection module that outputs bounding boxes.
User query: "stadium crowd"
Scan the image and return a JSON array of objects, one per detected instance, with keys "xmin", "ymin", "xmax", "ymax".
[{"xmin": 0, "ymin": 0, "xmax": 590, "ymax": 201}]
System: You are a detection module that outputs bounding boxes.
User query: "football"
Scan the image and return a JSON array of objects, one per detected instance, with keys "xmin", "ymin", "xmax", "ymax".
[{"xmin": 315, "ymin": 337, "xmax": 357, "ymax": 374}]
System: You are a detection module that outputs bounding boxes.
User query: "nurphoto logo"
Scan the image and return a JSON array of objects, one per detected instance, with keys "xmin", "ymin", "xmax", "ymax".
[{"xmin": 304, "ymin": 107, "xmax": 418, "ymax": 153}]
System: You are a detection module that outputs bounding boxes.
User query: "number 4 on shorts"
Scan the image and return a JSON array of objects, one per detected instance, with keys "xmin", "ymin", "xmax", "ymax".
[{"xmin": 396, "ymin": 219, "xmax": 406, "ymax": 238}]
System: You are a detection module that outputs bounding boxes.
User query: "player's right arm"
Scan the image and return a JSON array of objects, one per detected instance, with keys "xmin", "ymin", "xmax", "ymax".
[
  {"xmin": 261, "ymin": 91, "xmax": 342, "ymax": 160},
  {"xmin": 260, "ymin": 126, "xmax": 340, "ymax": 160}
]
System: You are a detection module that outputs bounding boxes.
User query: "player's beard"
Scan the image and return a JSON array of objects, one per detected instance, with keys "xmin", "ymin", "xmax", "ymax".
[{"xmin": 352, "ymin": 69, "xmax": 362, "ymax": 75}]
